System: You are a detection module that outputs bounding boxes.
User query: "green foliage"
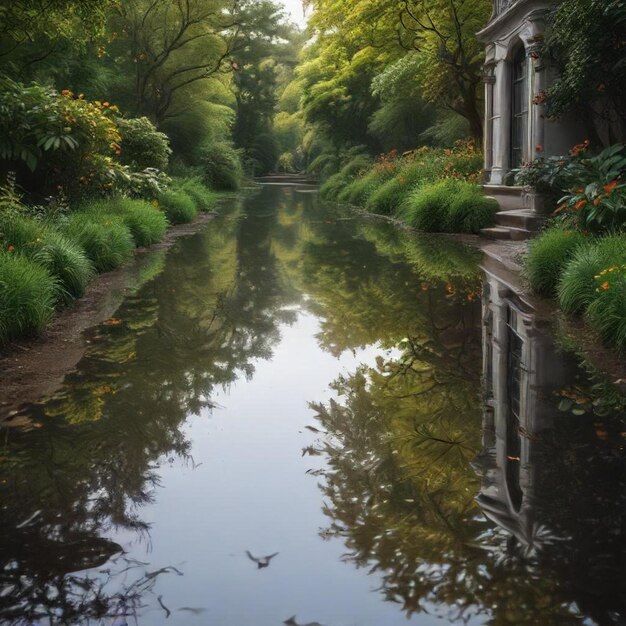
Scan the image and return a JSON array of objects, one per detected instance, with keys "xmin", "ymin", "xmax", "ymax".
[
  {"xmin": 198, "ymin": 142, "xmax": 243, "ymax": 191},
  {"xmin": 0, "ymin": 251, "xmax": 57, "ymax": 346},
  {"xmin": 557, "ymin": 144, "xmax": 626, "ymax": 232},
  {"xmin": 587, "ymin": 264, "xmax": 626, "ymax": 350},
  {"xmin": 320, "ymin": 173, "xmax": 349, "ymax": 200},
  {"xmin": 0, "ymin": 78, "xmax": 123, "ymax": 197},
  {"xmin": 339, "ymin": 168, "xmax": 395, "ymax": 206},
  {"xmin": 107, "ymin": 198, "xmax": 168, "ymax": 247},
  {"xmin": 365, "ymin": 177, "xmax": 411, "ymax": 215},
  {"xmin": 544, "ymin": 0, "xmax": 626, "ymax": 140},
  {"xmin": 117, "ymin": 117, "xmax": 171, "ymax": 171},
  {"xmin": 0, "ymin": 214, "xmax": 94, "ymax": 302},
  {"xmin": 446, "ymin": 187, "xmax": 498, "ymax": 234},
  {"xmin": 401, "ymin": 179, "xmax": 464, "ymax": 232},
  {"xmin": 157, "ymin": 190, "xmax": 197, "ymax": 225},
  {"xmin": 172, "ymin": 178, "xmax": 217, "ymax": 212},
  {"xmin": 0, "ymin": 214, "xmax": 93, "ymax": 303},
  {"xmin": 524, "ymin": 228, "xmax": 586, "ymax": 297},
  {"xmin": 63, "ymin": 213, "xmax": 134, "ymax": 272},
  {"xmin": 558, "ymin": 234, "xmax": 626, "ymax": 314},
  {"xmin": 31, "ymin": 228, "xmax": 94, "ymax": 302}
]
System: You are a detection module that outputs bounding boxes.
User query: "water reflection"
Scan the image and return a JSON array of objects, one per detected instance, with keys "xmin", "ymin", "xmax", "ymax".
[
  {"xmin": 0, "ymin": 185, "xmax": 623, "ymax": 625},
  {"xmin": 311, "ymin": 257, "xmax": 625, "ymax": 624}
]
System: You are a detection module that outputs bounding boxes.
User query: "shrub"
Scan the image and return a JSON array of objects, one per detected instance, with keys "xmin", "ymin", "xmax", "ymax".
[
  {"xmin": 340, "ymin": 154, "xmax": 372, "ymax": 178},
  {"xmin": 446, "ymin": 185, "xmax": 498, "ymax": 234},
  {"xmin": 339, "ymin": 169, "xmax": 394, "ymax": 206},
  {"xmin": 0, "ymin": 251, "xmax": 56, "ymax": 345},
  {"xmin": 172, "ymin": 178, "xmax": 217, "ymax": 212},
  {"xmin": 366, "ymin": 177, "xmax": 410, "ymax": 215},
  {"xmin": 320, "ymin": 173, "xmax": 348, "ymax": 200},
  {"xmin": 0, "ymin": 214, "xmax": 93, "ymax": 302},
  {"xmin": 558, "ymin": 234, "xmax": 626, "ymax": 314},
  {"xmin": 157, "ymin": 189, "xmax": 197, "ymax": 224},
  {"xmin": 117, "ymin": 116, "xmax": 171, "ymax": 171},
  {"xmin": 587, "ymin": 264, "xmax": 626, "ymax": 350},
  {"xmin": 63, "ymin": 213, "xmax": 134, "ymax": 272},
  {"xmin": 0, "ymin": 78, "xmax": 123, "ymax": 198},
  {"xmin": 524, "ymin": 228, "xmax": 586, "ymax": 296},
  {"xmin": 33, "ymin": 228, "xmax": 94, "ymax": 302},
  {"xmin": 401, "ymin": 179, "xmax": 463, "ymax": 232},
  {"xmin": 198, "ymin": 142, "xmax": 243, "ymax": 190},
  {"xmin": 108, "ymin": 198, "xmax": 168, "ymax": 246}
]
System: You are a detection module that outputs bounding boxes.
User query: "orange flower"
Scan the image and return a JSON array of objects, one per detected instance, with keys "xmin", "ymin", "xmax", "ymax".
[
  {"xmin": 575, "ymin": 199, "xmax": 587, "ymax": 211},
  {"xmin": 600, "ymin": 281, "xmax": 609, "ymax": 291},
  {"xmin": 7, "ymin": 245, "xmax": 15, "ymax": 251},
  {"xmin": 604, "ymin": 179, "xmax": 618, "ymax": 194}
]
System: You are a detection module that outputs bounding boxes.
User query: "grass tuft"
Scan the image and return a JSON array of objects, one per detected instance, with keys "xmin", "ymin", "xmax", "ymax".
[
  {"xmin": 173, "ymin": 177, "xmax": 217, "ymax": 212},
  {"xmin": 401, "ymin": 179, "xmax": 463, "ymax": 232},
  {"xmin": 63, "ymin": 213, "xmax": 134, "ymax": 273},
  {"xmin": 558, "ymin": 234, "xmax": 626, "ymax": 315},
  {"xmin": 523, "ymin": 227, "xmax": 586, "ymax": 297},
  {"xmin": 0, "ymin": 251, "xmax": 57, "ymax": 346},
  {"xmin": 157, "ymin": 189, "xmax": 198, "ymax": 224}
]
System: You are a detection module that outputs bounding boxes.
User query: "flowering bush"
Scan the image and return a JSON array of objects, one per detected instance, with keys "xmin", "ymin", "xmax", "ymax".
[
  {"xmin": 556, "ymin": 144, "xmax": 626, "ymax": 232},
  {"xmin": 0, "ymin": 78, "xmax": 123, "ymax": 198},
  {"xmin": 516, "ymin": 142, "xmax": 626, "ymax": 232}
]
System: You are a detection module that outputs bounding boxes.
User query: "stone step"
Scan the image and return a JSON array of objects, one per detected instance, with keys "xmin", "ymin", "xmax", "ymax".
[
  {"xmin": 495, "ymin": 209, "xmax": 546, "ymax": 230},
  {"xmin": 481, "ymin": 227, "xmax": 512, "ymax": 240},
  {"xmin": 481, "ymin": 225, "xmax": 534, "ymax": 241},
  {"xmin": 483, "ymin": 185, "xmax": 525, "ymax": 211}
]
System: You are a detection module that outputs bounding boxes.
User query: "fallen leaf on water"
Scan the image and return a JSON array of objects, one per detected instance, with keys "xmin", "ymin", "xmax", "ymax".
[{"xmin": 103, "ymin": 318, "xmax": 123, "ymax": 326}]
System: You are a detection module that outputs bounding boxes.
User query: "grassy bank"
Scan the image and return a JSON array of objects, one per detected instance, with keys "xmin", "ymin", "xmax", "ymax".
[
  {"xmin": 0, "ymin": 178, "xmax": 217, "ymax": 348},
  {"xmin": 319, "ymin": 142, "xmax": 497, "ymax": 234}
]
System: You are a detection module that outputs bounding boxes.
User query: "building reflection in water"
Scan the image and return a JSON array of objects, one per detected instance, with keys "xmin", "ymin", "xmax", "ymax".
[{"xmin": 476, "ymin": 266, "xmax": 626, "ymax": 621}]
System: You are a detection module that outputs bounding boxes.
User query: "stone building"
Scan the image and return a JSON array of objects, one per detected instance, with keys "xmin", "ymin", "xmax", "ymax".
[{"xmin": 477, "ymin": 0, "xmax": 586, "ymax": 238}]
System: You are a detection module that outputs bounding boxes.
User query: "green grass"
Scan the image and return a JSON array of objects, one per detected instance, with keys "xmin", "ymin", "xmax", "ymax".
[
  {"xmin": 63, "ymin": 213, "xmax": 134, "ymax": 273},
  {"xmin": 365, "ymin": 177, "xmax": 412, "ymax": 215},
  {"xmin": 0, "ymin": 251, "xmax": 57, "ymax": 346},
  {"xmin": 320, "ymin": 173, "xmax": 348, "ymax": 200},
  {"xmin": 401, "ymin": 179, "xmax": 463, "ymax": 232},
  {"xmin": 157, "ymin": 189, "xmax": 198, "ymax": 224},
  {"xmin": 110, "ymin": 198, "xmax": 168, "ymax": 247},
  {"xmin": 34, "ymin": 227, "xmax": 94, "ymax": 302},
  {"xmin": 173, "ymin": 177, "xmax": 217, "ymax": 212},
  {"xmin": 339, "ymin": 169, "xmax": 394, "ymax": 206},
  {"xmin": 587, "ymin": 267, "xmax": 626, "ymax": 350},
  {"xmin": 446, "ymin": 185, "xmax": 498, "ymax": 234},
  {"xmin": 0, "ymin": 214, "xmax": 93, "ymax": 302},
  {"xmin": 523, "ymin": 227, "xmax": 586, "ymax": 297},
  {"xmin": 558, "ymin": 234, "xmax": 626, "ymax": 314}
]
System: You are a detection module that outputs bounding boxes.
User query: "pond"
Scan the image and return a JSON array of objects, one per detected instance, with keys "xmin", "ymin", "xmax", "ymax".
[{"xmin": 0, "ymin": 184, "xmax": 624, "ymax": 626}]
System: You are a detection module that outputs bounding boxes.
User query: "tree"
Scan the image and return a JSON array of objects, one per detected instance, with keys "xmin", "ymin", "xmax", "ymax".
[
  {"xmin": 544, "ymin": 0, "xmax": 626, "ymax": 145},
  {"xmin": 397, "ymin": 0, "xmax": 490, "ymax": 142},
  {"xmin": 108, "ymin": 0, "xmax": 243, "ymax": 123}
]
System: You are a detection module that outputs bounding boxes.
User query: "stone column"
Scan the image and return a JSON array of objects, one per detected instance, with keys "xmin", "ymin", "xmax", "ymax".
[
  {"xmin": 490, "ymin": 57, "xmax": 510, "ymax": 185},
  {"xmin": 483, "ymin": 61, "xmax": 496, "ymax": 180}
]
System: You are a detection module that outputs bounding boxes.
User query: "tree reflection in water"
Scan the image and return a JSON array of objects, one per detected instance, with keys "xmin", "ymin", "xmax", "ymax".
[{"xmin": 310, "ymin": 246, "xmax": 625, "ymax": 624}]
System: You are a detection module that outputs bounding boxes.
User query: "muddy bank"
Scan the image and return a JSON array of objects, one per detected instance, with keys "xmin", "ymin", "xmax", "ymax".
[{"xmin": 0, "ymin": 213, "xmax": 214, "ymax": 423}]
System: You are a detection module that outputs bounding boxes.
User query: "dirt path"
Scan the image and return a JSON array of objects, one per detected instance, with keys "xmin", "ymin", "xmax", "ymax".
[{"xmin": 0, "ymin": 214, "xmax": 214, "ymax": 424}]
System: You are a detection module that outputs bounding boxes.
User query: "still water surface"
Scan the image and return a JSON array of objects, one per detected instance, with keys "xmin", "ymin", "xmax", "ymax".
[{"xmin": 0, "ymin": 185, "xmax": 624, "ymax": 626}]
